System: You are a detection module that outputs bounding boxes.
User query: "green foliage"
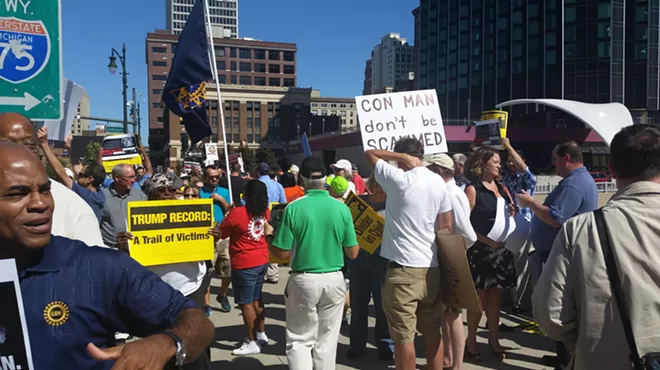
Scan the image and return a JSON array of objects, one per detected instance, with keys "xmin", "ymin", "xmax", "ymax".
[
  {"xmin": 45, "ymin": 158, "xmax": 69, "ymax": 180},
  {"xmin": 255, "ymin": 147, "xmax": 276, "ymax": 167},
  {"xmin": 239, "ymin": 146, "xmax": 256, "ymax": 172},
  {"xmin": 84, "ymin": 141, "xmax": 101, "ymax": 164}
]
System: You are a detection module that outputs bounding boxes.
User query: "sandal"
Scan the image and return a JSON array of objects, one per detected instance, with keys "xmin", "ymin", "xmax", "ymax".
[{"xmin": 488, "ymin": 339, "xmax": 506, "ymax": 361}]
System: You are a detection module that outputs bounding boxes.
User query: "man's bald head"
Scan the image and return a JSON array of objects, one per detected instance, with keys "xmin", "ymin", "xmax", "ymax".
[
  {"xmin": 0, "ymin": 141, "xmax": 53, "ymax": 253},
  {"xmin": 0, "ymin": 112, "xmax": 38, "ymax": 154}
]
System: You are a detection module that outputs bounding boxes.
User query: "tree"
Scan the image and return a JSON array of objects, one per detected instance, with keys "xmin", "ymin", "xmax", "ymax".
[
  {"xmin": 45, "ymin": 158, "xmax": 69, "ymax": 181},
  {"xmin": 239, "ymin": 146, "xmax": 256, "ymax": 173},
  {"xmin": 84, "ymin": 141, "xmax": 101, "ymax": 164},
  {"xmin": 255, "ymin": 147, "xmax": 276, "ymax": 167}
]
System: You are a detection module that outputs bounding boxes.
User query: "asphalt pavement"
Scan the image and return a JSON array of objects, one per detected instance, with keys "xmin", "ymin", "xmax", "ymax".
[{"xmin": 207, "ymin": 266, "xmax": 555, "ymax": 370}]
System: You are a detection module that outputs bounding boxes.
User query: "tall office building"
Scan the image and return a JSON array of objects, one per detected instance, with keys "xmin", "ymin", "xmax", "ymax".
[
  {"xmin": 166, "ymin": 0, "xmax": 238, "ymax": 38},
  {"xmin": 368, "ymin": 33, "xmax": 415, "ymax": 94},
  {"xmin": 415, "ymin": 0, "xmax": 660, "ymax": 124}
]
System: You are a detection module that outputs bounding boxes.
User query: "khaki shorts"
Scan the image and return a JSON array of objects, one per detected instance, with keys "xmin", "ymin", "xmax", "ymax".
[
  {"xmin": 214, "ymin": 239, "xmax": 231, "ymax": 278},
  {"xmin": 382, "ymin": 265, "xmax": 443, "ymax": 344}
]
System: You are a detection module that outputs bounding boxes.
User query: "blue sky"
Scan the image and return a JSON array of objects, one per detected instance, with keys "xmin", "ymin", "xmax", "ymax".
[{"xmin": 62, "ymin": 0, "xmax": 418, "ymax": 141}]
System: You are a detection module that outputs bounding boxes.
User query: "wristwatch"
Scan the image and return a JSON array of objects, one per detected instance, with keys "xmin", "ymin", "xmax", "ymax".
[{"xmin": 163, "ymin": 331, "xmax": 187, "ymax": 368}]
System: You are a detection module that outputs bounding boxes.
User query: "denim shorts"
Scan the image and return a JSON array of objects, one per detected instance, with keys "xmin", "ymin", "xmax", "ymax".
[{"xmin": 231, "ymin": 263, "xmax": 268, "ymax": 305}]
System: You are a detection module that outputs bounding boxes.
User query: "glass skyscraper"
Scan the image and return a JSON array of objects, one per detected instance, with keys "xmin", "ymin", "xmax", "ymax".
[{"xmin": 415, "ymin": 0, "xmax": 660, "ymax": 124}]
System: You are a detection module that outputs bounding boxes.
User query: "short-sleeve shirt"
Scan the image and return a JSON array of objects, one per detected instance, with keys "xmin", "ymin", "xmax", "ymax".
[
  {"xmin": 530, "ymin": 167, "xmax": 598, "ymax": 252},
  {"xmin": 502, "ymin": 166, "xmax": 537, "ymax": 221},
  {"xmin": 71, "ymin": 182, "xmax": 106, "ymax": 223},
  {"xmin": 219, "ymin": 207, "xmax": 271, "ymax": 270},
  {"xmin": 374, "ymin": 160, "xmax": 452, "ymax": 268},
  {"xmin": 200, "ymin": 185, "xmax": 231, "ymax": 224},
  {"xmin": 219, "ymin": 175, "xmax": 248, "ymax": 204},
  {"xmin": 20, "ymin": 236, "xmax": 195, "ymax": 370},
  {"xmin": 100, "ymin": 185, "xmax": 147, "ymax": 248},
  {"xmin": 258, "ymin": 175, "xmax": 287, "ymax": 204},
  {"xmin": 50, "ymin": 180, "xmax": 105, "ymax": 247},
  {"xmin": 273, "ymin": 189, "xmax": 358, "ymax": 273}
]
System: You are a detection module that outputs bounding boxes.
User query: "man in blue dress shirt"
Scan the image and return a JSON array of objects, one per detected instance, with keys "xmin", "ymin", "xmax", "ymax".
[{"xmin": 0, "ymin": 142, "xmax": 215, "ymax": 369}]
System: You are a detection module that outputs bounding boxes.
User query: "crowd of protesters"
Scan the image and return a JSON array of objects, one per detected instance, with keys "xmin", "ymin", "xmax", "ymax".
[{"xmin": 4, "ymin": 108, "xmax": 660, "ymax": 370}]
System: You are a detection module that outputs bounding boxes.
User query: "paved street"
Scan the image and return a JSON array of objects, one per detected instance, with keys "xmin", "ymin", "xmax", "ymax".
[{"xmin": 207, "ymin": 266, "xmax": 555, "ymax": 370}]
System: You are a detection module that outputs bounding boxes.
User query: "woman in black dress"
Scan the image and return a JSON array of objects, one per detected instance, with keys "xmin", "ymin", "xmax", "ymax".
[{"xmin": 464, "ymin": 147, "xmax": 517, "ymax": 361}]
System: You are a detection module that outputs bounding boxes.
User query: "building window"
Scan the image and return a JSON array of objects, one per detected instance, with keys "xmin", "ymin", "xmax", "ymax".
[
  {"xmin": 152, "ymin": 46, "xmax": 166, "ymax": 53},
  {"xmin": 283, "ymin": 51, "xmax": 294, "ymax": 61},
  {"xmin": 230, "ymin": 75, "xmax": 237, "ymax": 84},
  {"xmin": 239, "ymin": 76, "xmax": 251, "ymax": 85},
  {"xmin": 232, "ymin": 102, "xmax": 239, "ymax": 111},
  {"xmin": 283, "ymin": 78, "xmax": 294, "ymax": 87},
  {"xmin": 152, "ymin": 102, "xmax": 162, "ymax": 108},
  {"xmin": 247, "ymin": 134, "xmax": 253, "ymax": 143},
  {"xmin": 233, "ymin": 134, "xmax": 239, "ymax": 142},
  {"xmin": 230, "ymin": 47, "xmax": 237, "ymax": 58},
  {"xmin": 152, "ymin": 74, "xmax": 167, "ymax": 81},
  {"xmin": 283, "ymin": 65, "xmax": 295, "ymax": 74},
  {"xmin": 239, "ymin": 62, "xmax": 251, "ymax": 72},
  {"xmin": 268, "ymin": 64, "xmax": 280, "ymax": 73},
  {"xmin": 217, "ymin": 60, "xmax": 226, "ymax": 70},
  {"xmin": 239, "ymin": 48, "xmax": 251, "ymax": 58},
  {"xmin": 598, "ymin": 3, "xmax": 611, "ymax": 19},
  {"xmin": 268, "ymin": 50, "xmax": 280, "ymax": 60},
  {"xmin": 230, "ymin": 61, "xmax": 237, "ymax": 71},
  {"xmin": 152, "ymin": 60, "xmax": 167, "ymax": 67},
  {"xmin": 218, "ymin": 74, "xmax": 226, "ymax": 83},
  {"xmin": 566, "ymin": 7, "xmax": 576, "ymax": 22},
  {"xmin": 157, "ymin": 116, "xmax": 164, "ymax": 123},
  {"xmin": 255, "ymin": 76, "xmax": 266, "ymax": 86},
  {"xmin": 254, "ymin": 63, "xmax": 266, "ymax": 72},
  {"xmin": 152, "ymin": 89, "xmax": 162, "ymax": 95},
  {"xmin": 546, "ymin": 50, "xmax": 557, "ymax": 65},
  {"xmin": 254, "ymin": 49, "xmax": 266, "ymax": 60},
  {"xmin": 214, "ymin": 46, "xmax": 225, "ymax": 57}
]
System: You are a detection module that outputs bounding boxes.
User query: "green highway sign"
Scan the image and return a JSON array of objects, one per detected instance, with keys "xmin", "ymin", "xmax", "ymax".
[
  {"xmin": 0, "ymin": 0, "xmax": 62, "ymax": 119},
  {"xmin": 106, "ymin": 126, "xmax": 124, "ymax": 133}
]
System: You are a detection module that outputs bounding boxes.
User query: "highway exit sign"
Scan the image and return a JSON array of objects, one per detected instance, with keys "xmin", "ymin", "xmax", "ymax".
[
  {"xmin": 0, "ymin": 0, "xmax": 62, "ymax": 120},
  {"xmin": 106, "ymin": 125, "xmax": 124, "ymax": 133}
]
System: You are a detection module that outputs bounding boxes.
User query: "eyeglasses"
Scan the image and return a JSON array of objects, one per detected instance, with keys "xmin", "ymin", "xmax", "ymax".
[
  {"xmin": 184, "ymin": 193, "xmax": 198, "ymax": 198},
  {"xmin": 156, "ymin": 187, "xmax": 177, "ymax": 194}
]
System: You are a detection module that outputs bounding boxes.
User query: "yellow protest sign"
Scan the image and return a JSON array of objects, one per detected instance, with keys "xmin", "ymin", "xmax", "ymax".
[
  {"xmin": 127, "ymin": 199, "xmax": 215, "ymax": 266},
  {"xmin": 345, "ymin": 192, "xmax": 384, "ymax": 254},
  {"xmin": 480, "ymin": 110, "xmax": 508, "ymax": 140}
]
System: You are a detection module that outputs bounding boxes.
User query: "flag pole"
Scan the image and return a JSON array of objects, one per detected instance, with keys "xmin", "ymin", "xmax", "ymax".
[{"xmin": 202, "ymin": 0, "xmax": 234, "ymax": 202}]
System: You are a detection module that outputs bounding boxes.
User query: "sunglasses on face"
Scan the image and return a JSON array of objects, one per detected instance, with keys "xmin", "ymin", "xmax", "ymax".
[
  {"xmin": 207, "ymin": 175, "xmax": 220, "ymax": 180},
  {"xmin": 184, "ymin": 193, "xmax": 197, "ymax": 198},
  {"xmin": 156, "ymin": 187, "xmax": 177, "ymax": 194}
]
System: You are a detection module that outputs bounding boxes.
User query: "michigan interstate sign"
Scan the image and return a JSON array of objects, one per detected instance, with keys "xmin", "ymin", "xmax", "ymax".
[{"xmin": 0, "ymin": 0, "xmax": 62, "ymax": 120}]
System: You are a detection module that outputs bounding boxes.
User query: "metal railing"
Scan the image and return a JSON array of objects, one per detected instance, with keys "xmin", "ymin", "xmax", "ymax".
[{"xmin": 535, "ymin": 181, "xmax": 618, "ymax": 195}]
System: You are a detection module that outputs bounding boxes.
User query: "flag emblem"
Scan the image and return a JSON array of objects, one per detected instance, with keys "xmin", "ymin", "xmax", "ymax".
[{"xmin": 169, "ymin": 81, "xmax": 206, "ymax": 112}]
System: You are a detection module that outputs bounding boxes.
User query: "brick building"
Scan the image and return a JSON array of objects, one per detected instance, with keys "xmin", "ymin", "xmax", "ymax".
[{"xmin": 145, "ymin": 30, "xmax": 299, "ymax": 167}]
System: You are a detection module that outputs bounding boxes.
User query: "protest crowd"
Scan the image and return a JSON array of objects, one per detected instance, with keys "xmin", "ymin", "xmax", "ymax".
[{"xmin": 4, "ymin": 102, "xmax": 660, "ymax": 370}]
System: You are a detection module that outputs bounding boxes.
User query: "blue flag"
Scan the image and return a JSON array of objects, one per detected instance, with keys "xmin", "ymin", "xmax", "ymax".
[
  {"xmin": 162, "ymin": 0, "xmax": 213, "ymax": 144},
  {"xmin": 301, "ymin": 133, "xmax": 311, "ymax": 158}
]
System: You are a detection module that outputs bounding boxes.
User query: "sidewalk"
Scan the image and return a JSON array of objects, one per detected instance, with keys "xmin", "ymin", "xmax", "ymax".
[{"xmin": 207, "ymin": 267, "xmax": 555, "ymax": 370}]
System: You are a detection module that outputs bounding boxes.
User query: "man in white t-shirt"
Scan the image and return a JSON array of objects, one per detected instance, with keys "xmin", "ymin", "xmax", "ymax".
[
  {"xmin": 0, "ymin": 112, "xmax": 104, "ymax": 247},
  {"xmin": 425, "ymin": 153, "xmax": 476, "ymax": 370},
  {"xmin": 365, "ymin": 138, "xmax": 453, "ymax": 370}
]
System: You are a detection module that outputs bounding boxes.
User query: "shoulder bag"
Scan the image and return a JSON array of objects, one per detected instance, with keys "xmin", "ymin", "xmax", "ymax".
[{"xmin": 594, "ymin": 209, "xmax": 660, "ymax": 370}]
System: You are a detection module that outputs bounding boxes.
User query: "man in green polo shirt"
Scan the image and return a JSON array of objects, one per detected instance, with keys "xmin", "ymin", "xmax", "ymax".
[{"xmin": 269, "ymin": 156, "xmax": 359, "ymax": 370}]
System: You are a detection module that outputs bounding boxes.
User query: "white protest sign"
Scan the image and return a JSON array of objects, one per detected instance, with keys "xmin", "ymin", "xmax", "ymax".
[
  {"xmin": 355, "ymin": 89, "xmax": 448, "ymax": 154},
  {"xmin": 205, "ymin": 143, "xmax": 219, "ymax": 162},
  {"xmin": 0, "ymin": 259, "xmax": 35, "ymax": 370}
]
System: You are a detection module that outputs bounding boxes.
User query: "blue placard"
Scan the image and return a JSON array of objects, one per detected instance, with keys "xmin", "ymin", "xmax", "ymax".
[{"xmin": 301, "ymin": 133, "xmax": 311, "ymax": 158}]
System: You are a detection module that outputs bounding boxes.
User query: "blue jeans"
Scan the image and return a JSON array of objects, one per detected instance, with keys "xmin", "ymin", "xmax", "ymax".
[
  {"xmin": 232, "ymin": 263, "xmax": 268, "ymax": 305},
  {"xmin": 347, "ymin": 250, "xmax": 390, "ymax": 351}
]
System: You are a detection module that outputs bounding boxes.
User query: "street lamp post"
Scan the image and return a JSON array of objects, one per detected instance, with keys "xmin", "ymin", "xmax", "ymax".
[{"xmin": 108, "ymin": 43, "xmax": 128, "ymax": 133}]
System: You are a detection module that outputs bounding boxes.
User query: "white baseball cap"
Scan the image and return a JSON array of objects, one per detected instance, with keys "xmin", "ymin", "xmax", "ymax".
[
  {"xmin": 289, "ymin": 164, "xmax": 299, "ymax": 175},
  {"xmin": 423, "ymin": 153, "xmax": 455, "ymax": 171},
  {"xmin": 330, "ymin": 159, "xmax": 352, "ymax": 173}
]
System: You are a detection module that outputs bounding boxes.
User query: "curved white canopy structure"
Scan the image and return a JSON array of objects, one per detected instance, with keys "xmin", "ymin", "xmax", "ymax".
[{"xmin": 496, "ymin": 99, "xmax": 634, "ymax": 145}]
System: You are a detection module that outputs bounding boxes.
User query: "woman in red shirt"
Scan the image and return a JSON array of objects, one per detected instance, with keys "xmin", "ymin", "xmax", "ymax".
[{"xmin": 219, "ymin": 180, "xmax": 271, "ymax": 356}]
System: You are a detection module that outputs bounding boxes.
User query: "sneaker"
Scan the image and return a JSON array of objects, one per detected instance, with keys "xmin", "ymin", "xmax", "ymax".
[
  {"xmin": 256, "ymin": 333, "xmax": 269, "ymax": 346},
  {"xmin": 215, "ymin": 295, "xmax": 232, "ymax": 312},
  {"xmin": 204, "ymin": 305, "xmax": 212, "ymax": 318},
  {"xmin": 232, "ymin": 340, "xmax": 261, "ymax": 356}
]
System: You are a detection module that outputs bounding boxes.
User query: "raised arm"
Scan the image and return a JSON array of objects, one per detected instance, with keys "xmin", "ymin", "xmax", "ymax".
[
  {"xmin": 37, "ymin": 127, "xmax": 74, "ymax": 189},
  {"xmin": 501, "ymin": 137, "xmax": 526, "ymax": 173},
  {"xmin": 138, "ymin": 144, "xmax": 153, "ymax": 176},
  {"xmin": 365, "ymin": 149, "xmax": 422, "ymax": 170}
]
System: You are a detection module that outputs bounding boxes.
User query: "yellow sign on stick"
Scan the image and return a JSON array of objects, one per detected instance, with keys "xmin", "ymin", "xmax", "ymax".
[
  {"xmin": 127, "ymin": 199, "xmax": 215, "ymax": 266},
  {"xmin": 345, "ymin": 192, "xmax": 385, "ymax": 254}
]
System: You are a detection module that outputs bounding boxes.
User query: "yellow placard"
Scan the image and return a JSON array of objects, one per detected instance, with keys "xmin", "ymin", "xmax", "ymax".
[
  {"xmin": 102, "ymin": 155, "xmax": 143, "ymax": 174},
  {"xmin": 480, "ymin": 110, "xmax": 508, "ymax": 140},
  {"xmin": 127, "ymin": 199, "xmax": 215, "ymax": 266},
  {"xmin": 344, "ymin": 192, "xmax": 384, "ymax": 254}
]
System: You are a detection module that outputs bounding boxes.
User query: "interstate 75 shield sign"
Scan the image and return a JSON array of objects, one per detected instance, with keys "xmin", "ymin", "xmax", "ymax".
[{"xmin": 0, "ymin": 0, "xmax": 62, "ymax": 120}]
